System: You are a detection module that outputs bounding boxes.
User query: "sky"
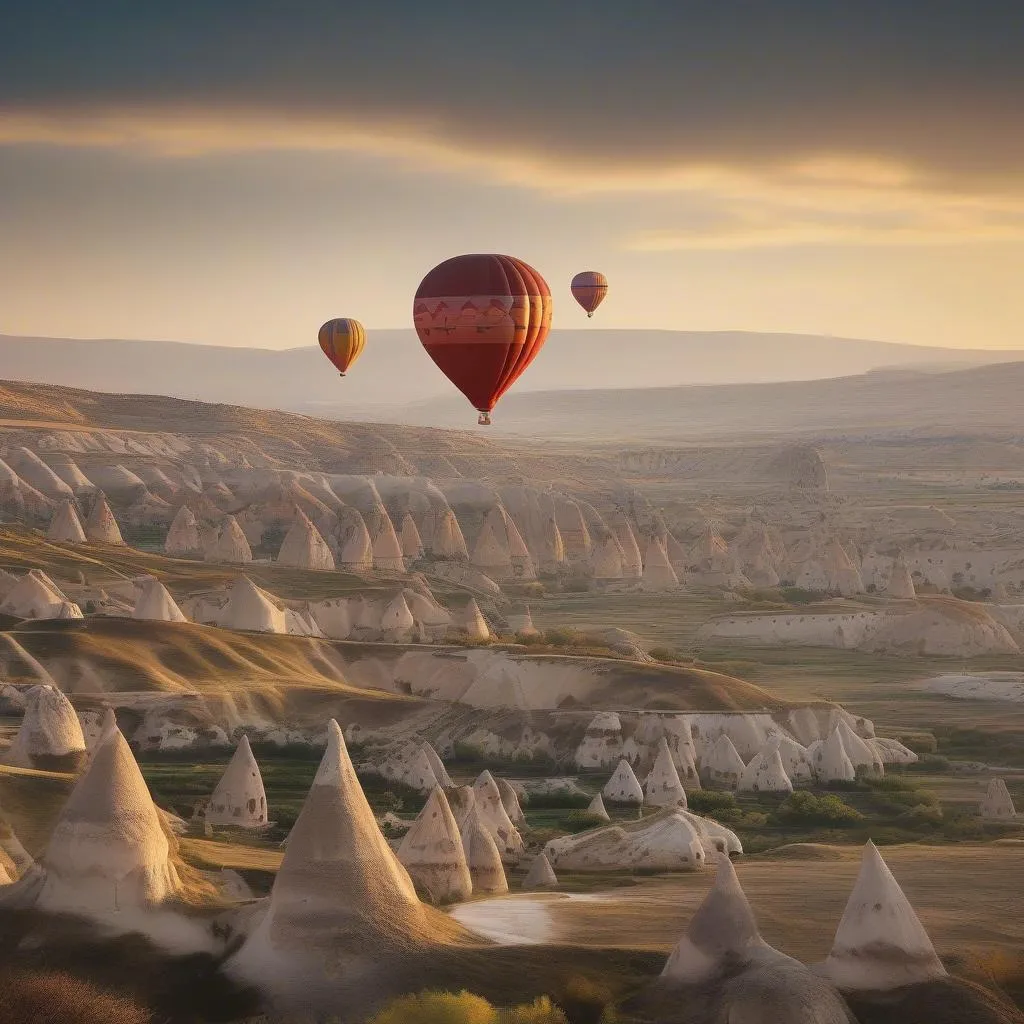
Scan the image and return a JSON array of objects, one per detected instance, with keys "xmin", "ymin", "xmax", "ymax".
[{"xmin": 1, "ymin": 1, "xmax": 1023, "ymax": 350}]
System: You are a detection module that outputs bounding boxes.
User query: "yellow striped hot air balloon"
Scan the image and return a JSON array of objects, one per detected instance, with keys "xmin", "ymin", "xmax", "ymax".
[{"xmin": 318, "ymin": 318, "xmax": 366, "ymax": 376}]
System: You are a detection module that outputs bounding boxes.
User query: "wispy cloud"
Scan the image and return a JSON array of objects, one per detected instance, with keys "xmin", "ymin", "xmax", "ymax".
[{"xmin": 4, "ymin": 106, "xmax": 1024, "ymax": 251}]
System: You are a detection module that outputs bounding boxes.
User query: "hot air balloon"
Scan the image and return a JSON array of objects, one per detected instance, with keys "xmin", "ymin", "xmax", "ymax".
[
  {"xmin": 414, "ymin": 254, "xmax": 552, "ymax": 425},
  {"xmin": 318, "ymin": 318, "xmax": 366, "ymax": 376},
  {"xmin": 571, "ymin": 271, "xmax": 608, "ymax": 317},
  {"xmin": 570, "ymin": 271, "xmax": 608, "ymax": 318}
]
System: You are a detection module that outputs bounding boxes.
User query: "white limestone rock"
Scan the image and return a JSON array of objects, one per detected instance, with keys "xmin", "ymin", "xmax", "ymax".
[
  {"xmin": 5, "ymin": 684, "xmax": 87, "ymax": 768},
  {"xmin": 227, "ymin": 720, "xmax": 428, "ymax": 988},
  {"xmin": 811, "ymin": 729, "xmax": 857, "ymax": 783},
  {"xmin": 165, "ymin": 505, "xmax": 201, "ymax": 556},
  {"xmin": 380, "ymin": 744, "xmax": 441, "ymax": 795},
  {"xmin": 84, "ymin": 491, "xmax": 125, "ymax": 545},
  {"xmin": 420, "ymin": 741, "xmax": 454, "ymax": 788},
  {"xmin": 660, "ymin": 853, "xmax": 852, "ymax": 1023},
  {"xmin": 132, "ymin": 577, "xmax": 187, "ymax": 623},
  {"xmin": 603, "ymin": 758, "xmax": 644, "ymax": 805},
  {"xmin": 775, "ymin": 734, "xmax": 814, "ymax": 784},
  {"xmin": 576, "ymin": 711, "xmax": 624, "ymax": 769},
  {"xmin": 980, "ymin": 778, "xmax": 1016, "ymax": 819},
  {"xmin": 641, "ymin": 537, "xmax": 679, "ymax": 591},
  {"xmin": 471, "ymin": 770, "xmax": 524, "ymax": 863},
  {"xmin": 522, "ymin": 852, "xmax": 558, "ymax": 890},
  {"xmin": 836, "ymin": 721, "xmax": 884, "ymax": 777},
  {"xmin": 461, "ymin": 803, "xmax": 508, "ymax": 894},
  {"xmin": 822, "ymin": 841, "xmax": 946, "ymax": 991},
  {"xmin": 399, "ymin": 513, "xmax": 425, "ymax": 561},
  {"xmin": 8, "ymin": 446, "xmax": 74, "ymax": 500},
  {"xmin": 205, "ymin": 515, "xmax": 252, "ymax": 563},
  {"xmin": 0, "ymin": 570, "xmax": 83, "ymax": 620},
  {"xmin": 544, "ymin": 808, "xmax": 705, "ymax": 873},
  {"xmin": 738, "ymin": 741, "xmax": 793, "ymax": 794},
  {"xmin": 47, "ymin": 500, "xmax": 86, "ymax": 544},
  {"xmin": 32, "ymin": 712, "xmax": 182, "ymax": 914},
  {"xmin": 886, "ymin": 555, "xmax": 916, "ymax": 599},
  {"xmin": 206, "ymin": 736, "xmax": 268, "ymax": 829},
  {"xmin": 398, "ymin": 787, "xmax": 472, "ymax": 904},
  {"xmin": 701, "ymin": 734, "xmax": 746, "ymax": 790},
  {"xmin": 587, "ymin": 792, "xmax": 611, "ymax": 821},
  {"xmin": 645, "ymin": 737, "xmax": 688, "ymax": 808},
  {"xmin": 495, "ymin": 776, "xmax": 526, "ymax": 827},
  {"xmin": 457, "ymin": 597, "xmax": 490, "ymax": 641},
  {"xmin": 277, "ymin": 509, "xmax": 335, "ymax": 571}
]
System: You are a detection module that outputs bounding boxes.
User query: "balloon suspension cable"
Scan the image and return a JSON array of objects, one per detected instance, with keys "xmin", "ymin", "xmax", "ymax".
[{"xmin": 477, "ymin": 411, "xmax": 492, "ymax": 426}]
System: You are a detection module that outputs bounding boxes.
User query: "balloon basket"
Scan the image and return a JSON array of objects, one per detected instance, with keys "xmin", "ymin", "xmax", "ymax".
[
  {"xmin": 338, "ymin": 372, "xmax": 346, "ymax": 377},
  {"xmin": 587, "ymin": 311, "xmax": 593, "ymax": 318},
  {"xmin": 477, "ymin": 411, "xmax": 492, "ymax": 426}
]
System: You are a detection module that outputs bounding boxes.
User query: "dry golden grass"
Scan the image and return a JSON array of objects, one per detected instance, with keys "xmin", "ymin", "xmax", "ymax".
[
  {"xmin": 179, "ymin": 837, "xmax": 284, "ymax": 875},
  {"xmin": 0, "ymin": 765, "xmax": 74, "ymax": 857},
  {"xmin": 0, "ymin": 966, "xmax": 152, "ymax": 1024},
  {"xmin": 541, "ymin": 843, "xmax": 1024, "ymax": 968}
]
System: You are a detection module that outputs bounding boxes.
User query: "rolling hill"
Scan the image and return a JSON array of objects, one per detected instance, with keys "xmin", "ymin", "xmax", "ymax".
[{"xmin": 2, "ymin": 330, "xmax": 1021, "ymax": 421}]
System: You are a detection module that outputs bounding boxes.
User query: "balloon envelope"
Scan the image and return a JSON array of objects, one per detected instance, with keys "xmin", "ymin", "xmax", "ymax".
[
  {"xmin": 570, "ymin": 271, "xmax": 608, "ymax": 317},
  {"xmin": 414, "ymin": 254, "xmax": 552, "ymax": 422},
  {"xmin": 318, "ymin": 318, "xmax": 366, "ymax": 376}
]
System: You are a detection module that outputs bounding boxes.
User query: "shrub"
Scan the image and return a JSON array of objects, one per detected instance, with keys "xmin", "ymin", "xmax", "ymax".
[
  {"xmin": 648, "ymin": 647, "xmax": 682, "ymax": 663},
  {"xmin": 561, "ymin": 578, "xmax": 592, "ymax": 594},
  {"xmin": 377, "ymin": 790, "xmax": 404, "ymax": 814},
  {"xmin": 900, "ymin": 804, "xmax": 944, "ymax": 827},
  {"xmin": 687, "ymin": 791, "xmax": 737, "ymax": 815},
  {"xmin": 368, "ymin": 991, "xmax": 496, "ymax": 1024},
  {"xmin": 773, "ymin": 791, "xmax": 862, "ymax": 827},
  {"xmin": 367, "ymin": 991, "xmax": 569, "ymax": 1024},
  {"xmin": 562, "ymin": 809, "xmax": 609, "ymax": 832},
  {"xmin": 779, "ymin": 587, "xmax": 821, "ymax": 604},
  {"xmin": 552, "ymin": 976, "xmax": 613, "ymax": 1024},
  {"xmin": 863, "ymin": 774, "xmax": 917, "ymax": 792},
  {"xmin": 544, "ymin": 628, "xmax": 582, "ymax": 647},
  {"xmin": 504, "ymin": 997, "xmax": 570, "ymax": 1023},
  {"xmin": 526, "ymin": 791, "xmax": 591, "ymax": 810},
  {"xmin": 911, "ymin": 754, "xmax": 950, "ymax": 772}
]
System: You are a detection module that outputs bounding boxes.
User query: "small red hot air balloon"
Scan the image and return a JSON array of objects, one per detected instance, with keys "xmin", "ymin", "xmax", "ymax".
[
  {"xmin": 414, "ymin": 254, "xmax": 552, "ymax": 425},
  {"xmin": 318, "ymin": 318, "xmax": 366, "ymax": 376},
  {"xmin": 570, "ymin": 270, "xmax": 608, "ymax": 318}
]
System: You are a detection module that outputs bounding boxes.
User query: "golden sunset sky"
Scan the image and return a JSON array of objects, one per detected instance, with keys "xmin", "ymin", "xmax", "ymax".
[{"xmin": 1, "ymin": 2, "xmax": 1022, "ymax": 349}]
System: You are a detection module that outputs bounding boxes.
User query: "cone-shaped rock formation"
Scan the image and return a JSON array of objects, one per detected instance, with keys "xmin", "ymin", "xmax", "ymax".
[{"xmin": 207, "ymin": 735, "xmax": 268, "ymax": 829}]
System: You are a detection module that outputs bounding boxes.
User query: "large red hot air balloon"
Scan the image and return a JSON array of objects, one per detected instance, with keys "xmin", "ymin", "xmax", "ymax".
[
  {"xmin": 570, "ymin": 271, "xmax": 608, "ymax": 318},
  {"xmin": 414, "ymin": 254, "xmax": 552, "ymax": 425}
]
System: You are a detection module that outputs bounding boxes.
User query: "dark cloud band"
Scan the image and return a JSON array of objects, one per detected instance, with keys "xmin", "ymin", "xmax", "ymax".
[{"xmin": 2, "ymin": 1, "xmax": 1022, "ymax": 175}]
